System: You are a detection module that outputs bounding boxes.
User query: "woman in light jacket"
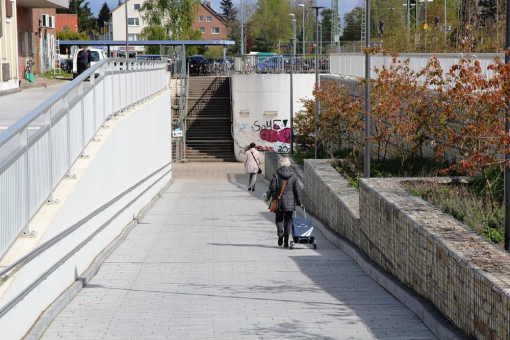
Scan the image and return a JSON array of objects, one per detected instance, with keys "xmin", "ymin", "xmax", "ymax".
[
  {"xmin": 244, "ymin": 142, "xmax": 262, "ymax": 191},
  {"xmin": 269, "ymin": 157, "xmax": 302, "ymax": 248}
]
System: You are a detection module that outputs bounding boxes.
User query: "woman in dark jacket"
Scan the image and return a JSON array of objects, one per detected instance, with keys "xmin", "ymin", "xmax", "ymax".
[{"xmin": 269, "ymin": 157, "xmax": 302, "ymax": 248}]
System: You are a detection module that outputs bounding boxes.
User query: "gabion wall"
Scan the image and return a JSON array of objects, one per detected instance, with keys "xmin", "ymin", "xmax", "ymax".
[{"xmin": 265, "ymin": 152, "xmax": 510, "ymax": 340}]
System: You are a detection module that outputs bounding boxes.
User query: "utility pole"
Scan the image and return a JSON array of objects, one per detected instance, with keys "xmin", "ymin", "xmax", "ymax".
[{"xmin": 312, "ymin": 6, "xmax": 324, "ymax": 159}]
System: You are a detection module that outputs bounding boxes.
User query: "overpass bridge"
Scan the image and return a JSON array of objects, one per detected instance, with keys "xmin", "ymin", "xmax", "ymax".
[{"xmin": 0, "ymin": 52, "xmax": 501, "ymax": 339}]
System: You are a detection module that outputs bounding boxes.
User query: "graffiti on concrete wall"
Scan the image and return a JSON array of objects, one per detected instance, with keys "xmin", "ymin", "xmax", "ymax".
[{"xmin": 234, "ymin": 118, "xmax": 291, "ymax": 159}]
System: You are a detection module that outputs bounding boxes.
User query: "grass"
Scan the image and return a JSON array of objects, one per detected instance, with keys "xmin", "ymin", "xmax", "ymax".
[
  {"xmin": 403, "ymin": 180, "xmax": 504, "ymax": 246},
  {"xmin": 42, "ymin": 69, "xmax": 72, "ymax": 79}
]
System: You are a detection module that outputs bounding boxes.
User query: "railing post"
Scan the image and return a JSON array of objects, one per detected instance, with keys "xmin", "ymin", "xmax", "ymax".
[
  {"xmin": 44, "ymin": 109, "xmax": 56, "ymax": 203},
  {"xmin": 65, "ymin": 94, "xmax": 74, "ymax": 178},
  {"xmin": 78, "ymin": 83, "xmax": 87, "ymax": 158},
  {"xmin": 111, "ymin": 62, "xmax": 115, "ymax": 116},
  {"xmin": 20, "ymin": 127, "xmax": 33, "ymax": 236},
  {"xmin": 118, "ymin": 61, "xmax": 122, "ymax": 114},
  {"xmin": 103, "ymin": 64, "xmax": 106, "ymax": 123},
  {"xmin": 91, "ymin": 71, "xmax": 97, "ymax": 136}
]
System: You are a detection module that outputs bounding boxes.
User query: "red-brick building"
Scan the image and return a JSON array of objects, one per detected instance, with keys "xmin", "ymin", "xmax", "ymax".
[
  {"xmin": 55, "ymin": 14, "xmax": 78, "ymax": 32},
  {"xmin": 193, "ymin": 2, "xmax": 229, "ymax": 40},
  {"xmin": 17, "ymin": 7, "xmax": 58, "ymax": 75}
]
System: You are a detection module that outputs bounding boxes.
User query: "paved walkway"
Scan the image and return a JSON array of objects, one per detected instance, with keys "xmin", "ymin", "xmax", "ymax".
[{"xmin": 41, "ymin": 163, "xmax": 436, "ymax": 340}]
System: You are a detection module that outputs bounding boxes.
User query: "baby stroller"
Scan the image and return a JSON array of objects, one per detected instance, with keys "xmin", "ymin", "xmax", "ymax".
[{"xmin": 290, "ymin": 206, "xmax": 316, "ymax": 250}]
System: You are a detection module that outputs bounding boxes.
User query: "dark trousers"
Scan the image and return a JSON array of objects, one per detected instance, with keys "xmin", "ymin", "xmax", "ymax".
[{"xmin": 275, "ymin": 211, "xmax": 293, "ymax": 237}]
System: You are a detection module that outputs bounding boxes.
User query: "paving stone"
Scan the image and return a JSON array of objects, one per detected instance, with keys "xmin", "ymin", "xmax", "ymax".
[{"xmin": 41, "ymin": 163, "xmax": 436, "ymax": 340}]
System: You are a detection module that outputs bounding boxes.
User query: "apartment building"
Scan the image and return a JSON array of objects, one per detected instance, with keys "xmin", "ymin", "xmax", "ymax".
[{"xmin": 193, "ymin": 2, "xmax": 228, "ymax": 40}]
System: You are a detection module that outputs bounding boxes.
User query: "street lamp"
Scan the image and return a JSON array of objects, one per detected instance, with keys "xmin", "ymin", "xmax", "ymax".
[
  {"xmin": 290, "ymin": 14, "xmax": 297, "ymax": 56},
  {"xmin": 319, "ymin": 24, "xmax": 323, "ymax": 55},
  {"xmin": 241, "ymin": 0, "xmax": 244, "ymax": 55},
  {"xmin": 312, "ymin": 6, "xmax": 324, "ymax": 159},
  {"xmin": 298, "ymin": 3, "xmax": 305, "ymax": 57},
  {"xmin": 364, "ymin": 0, "xmax": 371, "ymax": 177}
]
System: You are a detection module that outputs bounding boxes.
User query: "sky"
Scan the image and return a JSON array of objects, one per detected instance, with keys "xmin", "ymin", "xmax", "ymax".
[{"xmin": 89, "ymin": 0, "xmax": 363, "ymax": 26}]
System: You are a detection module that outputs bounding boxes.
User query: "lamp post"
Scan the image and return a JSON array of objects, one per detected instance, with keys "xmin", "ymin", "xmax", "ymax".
[
  {"xmin": 240, "ymin": 0, "xmax": 244, "ymax": 55},
  {"xmin": 125, "ymin": 0, "xmax": 129, "ymax": 60},
  {"xmin": 364, "ymin": 0, "xmax": 371, "ymax": 177},
  {"xmin": 290, "ymin": 14, "xmax": 297, "ymax": 56},
  {"xmin": 312, "ymin": 6, "xmax": 324, "ymax": 159},
  {"xmin": 504, "ymin": 0, "xmax": 510, "ymax": 251},
  {"xmin": 299, "ymin": 3, "xmax": 305, "ymax": 57},
  {"xmin": 319, "ymin": 24, "xmax": 323, "ymax": 55},
  {"xmin": 290, "ymin": 37, "xmax": 295, "ymax": 154}
]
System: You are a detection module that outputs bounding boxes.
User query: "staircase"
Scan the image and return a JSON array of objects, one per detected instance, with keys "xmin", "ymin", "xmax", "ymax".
[{"xmin": 184, "ymin": 76, "xmax": 235, "ymax": 162}]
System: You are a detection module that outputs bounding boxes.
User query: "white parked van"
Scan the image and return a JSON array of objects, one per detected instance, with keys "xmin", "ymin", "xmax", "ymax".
[{"xmin": 72, "ymin": 47, "xmax": 106, "ymax": 78}]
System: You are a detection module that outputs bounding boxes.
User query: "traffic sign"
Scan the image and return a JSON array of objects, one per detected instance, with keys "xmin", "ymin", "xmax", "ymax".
[
  {"xmin": 423, "ymin": 23, "xmax": 429, "ymax": 30},
  {"xmin": 446, "ymin": 25, "xmax": 452, "ymax": 31}
]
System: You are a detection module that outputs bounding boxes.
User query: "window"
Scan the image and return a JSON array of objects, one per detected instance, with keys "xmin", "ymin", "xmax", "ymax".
[
  {"xmin": 127, "ymin": 18, "xmax": 139, "ymax": 26},
  {"xmin": 206, "ymin": 16, "xmax": 212, "ymax": 22},
  {"xmin": 199, "ymin": 16, "xmax": 203, "ymax": 22},
  {"xmin": 200, "ymin": 27, "xmax": 205, "ymax": 34},
  {"xmin": 128, "ymin": 33, "xmax": 139, "ymax": 41},
  {"xmin": 211, "ymin": 27, "xmax": 219, "ymax": 34},
  {"xmin": 63, "ymin": 25, "xmax": 69, "ymax": 31},
  {"xmin": 133, "ymin": 4, "xmax": 140, "ymax": 11}
]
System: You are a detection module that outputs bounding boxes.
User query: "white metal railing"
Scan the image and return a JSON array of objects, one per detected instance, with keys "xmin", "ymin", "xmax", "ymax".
[
  {"xmin": 0, "ymin": 58, "xmax": 168, "ymax": 259},
  {"xmin": 330, "ymin": 53, "xmax": 505, "ymax": 79},
  {"xmin": 233, "ymin": 55, "xmax": 330, "ymax": 74}
]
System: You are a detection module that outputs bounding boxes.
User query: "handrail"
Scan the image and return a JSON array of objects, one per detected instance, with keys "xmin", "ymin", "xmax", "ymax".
[
  {"xmin": 0, "ymin": 162, "xmax": 172, "ymax": 317},
  {"xmin": 0, "ymin": 57, "xmax": 169, "ymax": 260},
  {"xmin": 0, "ymin": 58, "xmax": 164, "ymax": 149}
]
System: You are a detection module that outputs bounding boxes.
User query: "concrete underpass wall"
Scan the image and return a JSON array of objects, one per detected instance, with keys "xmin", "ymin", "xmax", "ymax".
[
  {"xmin": 231, "ymin": 74, "xmax": 315, "ymax": 162},
  {"xmin": 0, "ymin": 91, "xmax": 172, "ymax": 340},
  {"xmin": 265, "ymin": 152, "xmax": 510, "ymax": 340}
]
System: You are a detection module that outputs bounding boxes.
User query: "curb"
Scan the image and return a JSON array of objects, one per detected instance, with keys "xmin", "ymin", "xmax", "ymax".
[
  {"xmin": 23, "ymin": 179, "xmax": 173, "ymax": 340},
  {"xmin": 261, "ymin": 177, "xmax": 466, "ymax": 340}
]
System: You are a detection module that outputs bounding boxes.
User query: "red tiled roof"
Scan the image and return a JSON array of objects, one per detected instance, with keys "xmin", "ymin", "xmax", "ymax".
[{"xmin": 55, "ymin": 14, "xmax": 78, "ymax": 32}]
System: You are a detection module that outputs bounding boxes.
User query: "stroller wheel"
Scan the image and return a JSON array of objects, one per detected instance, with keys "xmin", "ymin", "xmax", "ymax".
[
  {"xmin": 313, "ymin": 240, "xmax": 317, "ymax": 249},
  {"xmin": 290, "ymin": 241, "xmax": 294, "ymax": 250}
]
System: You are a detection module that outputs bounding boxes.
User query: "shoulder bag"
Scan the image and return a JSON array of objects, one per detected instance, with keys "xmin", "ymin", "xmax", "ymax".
[
  {"xmin": 269, "ymin": 179, "xmax": 287, "ymax": 212},
  {"xmin": 250, "ymin": 151, "xmax": 262, "ymax": 174}
]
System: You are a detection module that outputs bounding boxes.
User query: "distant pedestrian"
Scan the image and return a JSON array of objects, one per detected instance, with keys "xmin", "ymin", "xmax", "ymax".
[
  {"xmin": 244, "ymin": 142, "xmax": 262, "ymax": 191},
  {"xmin": 77, "ymin": 48, "xmax": 89, "ymax": 75},
  {"xmin": 269, "ymin": 157, "xmax": 302, "ymax": 248}
]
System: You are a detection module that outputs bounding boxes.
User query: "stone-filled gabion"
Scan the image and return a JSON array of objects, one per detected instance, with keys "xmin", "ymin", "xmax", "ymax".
[{"xmin": 264, "ymin": 152, "xmax": 510, "ymax": 340}]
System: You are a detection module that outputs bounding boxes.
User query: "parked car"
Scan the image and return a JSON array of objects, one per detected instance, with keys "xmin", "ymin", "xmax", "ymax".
[
  {"xmin": 186, "ymin": 55, "xmax": 207, "ymax": 76},
  {"xmin": 60, "ymin": 58, "xmax": 73, "ymax": 73},
  {"xmin": 72, "ymin": 48, "xmax": 106, "ymax": 78}
]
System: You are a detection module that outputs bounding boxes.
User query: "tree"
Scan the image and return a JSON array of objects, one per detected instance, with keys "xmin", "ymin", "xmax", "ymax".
[
  {"xmin": 320, "ymin": 9, "xmax": 333, "ymax": 47},
  {"xmin": 248, "ymin": 0, "xmax": 292, "ymax": 52},
  {"xmin": 140, "ymin": 0, "xmax": 201, "ymax": 40},
  {"xmin": 220, "ymin": 0, "xmax": 237, "ymax": 22},
  {"xmin": 57, "ymin": 0, "xmax": 97, "ymax": 33},
  {"xmin": 97, "ymin": 2, "xmax": 110, "ymax": 33},
  {"xmin": 341, "ymin": 6, "xmax": 363, "ymax": 41},
  {"xmin": 139, "ymin": 25, "xmax": 167, "ymax": 54}
]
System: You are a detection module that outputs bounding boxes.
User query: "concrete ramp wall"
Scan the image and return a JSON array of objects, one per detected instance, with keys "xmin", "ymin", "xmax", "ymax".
[{"xmin": 0, "ymin": 90, "xmax": 172, "ymax": 340}]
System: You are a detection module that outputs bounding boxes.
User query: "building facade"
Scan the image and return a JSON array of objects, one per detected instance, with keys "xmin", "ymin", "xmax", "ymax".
[
  {"xmin": 17, "ymin": 7, "xmax": 57, "ymax": 76},
  {"xmin": 110, "ymin": 1, "xmax": 145, "ymax": 54},
  {"xmin": 193, "ymin": 2, "xmax": 228, "ymax": 41},
  {"xmin": 1, "ymin": 0, "xmax": 20, "ymax": 94}
]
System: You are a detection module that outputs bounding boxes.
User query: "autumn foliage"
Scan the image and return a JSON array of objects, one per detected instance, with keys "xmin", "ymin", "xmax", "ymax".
[{"xmin": 294, "ymin": 51, "xmax": 510, "ymax": 204}]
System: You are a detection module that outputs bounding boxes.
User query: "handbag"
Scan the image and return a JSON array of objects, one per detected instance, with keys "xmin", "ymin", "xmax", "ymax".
[
  {"xmin": 269, "ymin": 179, "xmax": 287, "ymax": 212},
  {"xmin": 250, "ymin": 151, "xmax": 262, "ymax": 174}
]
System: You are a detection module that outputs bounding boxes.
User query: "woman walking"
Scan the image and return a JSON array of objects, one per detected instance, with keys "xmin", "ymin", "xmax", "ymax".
[
  {"xmin": 269, "ymin": 157, "xmax": 302, "ymax": 248},
  {"xmin": 244, "ymin": 143, "xmax": 262, "ymax": 191}
]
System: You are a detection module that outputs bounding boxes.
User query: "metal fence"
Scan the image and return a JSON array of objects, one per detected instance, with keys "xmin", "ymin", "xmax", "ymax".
[
  {"xmin": 233, "ymin": 55, "xmax": 330, "ymax": 74},
  {"xmin": 330, "ymin": 52, "xmax": 505, "ymax": 79},
  {"xmin": 0, "ymin": 58, "xmax": 168, "ymax": 259}
]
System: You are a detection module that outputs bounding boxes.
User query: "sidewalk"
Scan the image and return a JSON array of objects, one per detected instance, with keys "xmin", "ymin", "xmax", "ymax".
[{"xmin": 41, "ymin": 163, "xmax": 437, "ymax": 339}]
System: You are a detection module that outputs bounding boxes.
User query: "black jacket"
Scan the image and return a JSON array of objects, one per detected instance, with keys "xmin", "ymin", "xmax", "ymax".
[{"xmin": 269, "ymin": 166, "xmax": 302, "ymax": 211}]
